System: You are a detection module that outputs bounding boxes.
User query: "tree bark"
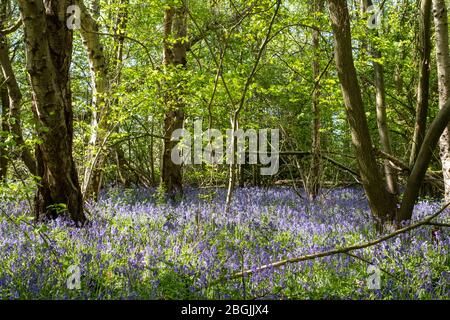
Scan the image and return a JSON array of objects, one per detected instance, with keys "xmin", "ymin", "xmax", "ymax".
[
  {"xmin": 328, "ymin": 0, "xmax": 397, "ymax": 227},
  {"xmin": 161, "ymin": 3, "xmax": 187, "ymax": 196},
  {"xmin": 18, "ymin": 0, "xmax": 85, "ymax": 223},
  {"xmin": 433, "ymin": 0, "xmax": 450, "ymax": 203},
  {"xmin": 410, "ymin": 0, "xmax": 432, "ymax": 167}
]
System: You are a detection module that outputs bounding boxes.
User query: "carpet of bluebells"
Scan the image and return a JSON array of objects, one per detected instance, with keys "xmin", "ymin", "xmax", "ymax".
[{"xmin": 0, "ymin": 186, "xmax": 449, "ymax": 300}]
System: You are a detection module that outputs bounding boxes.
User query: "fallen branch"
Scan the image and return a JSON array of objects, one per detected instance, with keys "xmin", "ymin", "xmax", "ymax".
[{"xmin": 225, "ymin": 202, "xmax": 450, "ymax": 280}]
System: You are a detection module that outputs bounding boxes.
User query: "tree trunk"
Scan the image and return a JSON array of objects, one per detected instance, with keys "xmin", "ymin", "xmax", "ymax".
[
  {"xmin": 328, "ymin": 0, "xmax": 397, "ymax": 227},
  {"xmin": 78, "ymin": 0, "xmax": 129, "ymax": 199},
  {"xmin": 433, "ymin": 0, "xmax": 450, "ymax": 203},
  {"xmin": 0, "ymin": 0, "xmax": 7, "ymax": 181},
  {"xmin": 396, "ymin": 0, "xmax": 450, "ymax": 223},
  {"xmin": 410, "ymin": 0, "xmax": 432, "ymax": 167},
  {"xmin": 115, "ymin": 146, "xmax": 130, "ymax": 187},
  {"xmin": 225, "ymin": 117, "xmax": 237, "ymax": 208},
  {"xmin": 149, "ymin": 120, "xmax": 156, "ymax": 186},
  {"xmin": 161, "ymin": 4, "xmax": 187, "ymax": 196},
  {"xmin": 77, "ymin": 0, "xmax": 109, "ymax": 200},
  {"xmin": 397, "ymin": 97, "xmax": 450, "ymax": 222},
  {"xmin": 362, "ymin": 0, "xmax": 398, "ymax": 195},
  {"xmin": 374, "ymin": 56, "xmax": 398, "ymax": 195},
  {"xmin": 18, "ymin": 0, "xmax": 85, "ymax": 223},
  {"xmin": 0, "ymin": 12, "xmax": 36, "ymax": 175},
  {"xmin": 309, "ymin": 0, "xmax": 324, "ymax": 201},
  {"xmin": 111, "ymin": 0, "xmax": 130, "ymax": 188},
  {"xmin": 0, "ymin": 74, "xmax": 7, "ymax": 181}
]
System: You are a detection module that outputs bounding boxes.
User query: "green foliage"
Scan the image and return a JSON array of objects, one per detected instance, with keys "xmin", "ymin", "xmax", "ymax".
[
  {"xmin": 156, "ymin": 183, "xmax": 167, "ymax": 206},
  {"xmin": 1, "ymin": 0, "xmax": 449, "ymax": 301}
]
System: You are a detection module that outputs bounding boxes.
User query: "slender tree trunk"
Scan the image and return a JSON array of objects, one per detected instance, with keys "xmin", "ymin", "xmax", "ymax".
[
  {"xmin": 309, "ymin": 0, "xmax": 324, "ymax": 201},
  {"xmin": 362, "ymin": 0, "xmax": 398, "ymax": 195},
  {"xmin": 433, "ymin": 0, "xmax": 450, "ymax": 203},
  {"xmin": 225, "ymin": 116, "xmax": 237, "ymax": 208},
  {"xmin": 0, "ymin": 0, "xmax": 7, "ymax": 181},
  {"xmin": 410, "ymin": 0, "xmax": 432, "ymax": 167},
  {"xmin": 328, "ymin": 0, "xmax": 397, "ymax": 228},
  {"xmin": 77, "ymin": 0, "xmax": 109, "ymax": 200},
  {"xmin": 161, "ymin": 3, "xmax": 187, "ymax": 196},
  {"xmin": 374, "ymin": 56, "xmax": 398, "ymax": 195},
  {"xmin": 111, "ymin": 0, "xmax": 130, "ymax": 188},
  {"xmin": 394, "ymin": 60, "xmax": 404, "ymax": 96},
  {"xmin": 0, "ymin": 74, "xmax": 7, "ymax": 181},
  {"xmin": 149, "ymin": 120, "xmax": 156, "ymax": 186},
  {"xmin": 0, "ymin": 7, "xmax": 36, "ymax": 175},
  {"xmin": 394, "ymin": 0, "xmax": 410, "ymax": 96},
  {"xmin": 115, "ymin": 146, "xmax": 129, "ymax": 187},
  {"xmin": 78, "ymin": 0, "xmax": 129, "ymax": 199},
  {"xmin": 18, "ymin": 0, "xmax": 85, "ymax": 223}
]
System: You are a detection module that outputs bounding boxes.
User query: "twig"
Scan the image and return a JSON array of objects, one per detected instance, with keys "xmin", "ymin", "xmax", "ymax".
[{"xmin": 343, "ymin": 252, "xmax": 402, "ymax": 281}]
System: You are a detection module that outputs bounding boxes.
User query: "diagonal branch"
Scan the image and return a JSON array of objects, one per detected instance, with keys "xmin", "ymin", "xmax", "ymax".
[{"xmin": 0, "ymin": 19, "xmax": 21, "ymax": 35}]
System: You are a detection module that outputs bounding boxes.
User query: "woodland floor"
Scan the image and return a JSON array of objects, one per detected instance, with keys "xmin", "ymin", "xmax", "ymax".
[{"xmin": 0, "ymin": 187, "xmax": 449, "ymax": 299}]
